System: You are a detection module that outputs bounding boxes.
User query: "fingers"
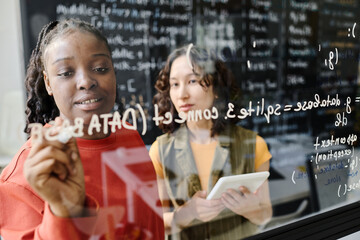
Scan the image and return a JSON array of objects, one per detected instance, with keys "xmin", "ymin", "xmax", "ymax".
[
  {"xmin": 222, "ymin": 192, "xmax": 239, "ymax": 207},
  {"xmin": 193, "ymin": 191, "xmax": 224, "ymax": 207},
  {"xmin": 29, "ymin": 124, "xmax": 67, "ymax": 155},
  {"xmin": 29, "ymin": 145, "xmax": 75, "ymax": 174},
  {"xmin": 53, "ymin": 117, "xmax": 80, "ymax": 165},
  {"xmin": 196, "ymin": 200, "xmax": 225, "ymax": 221},
  {"xmin": 239, "ymin": 186, "xmax": 251, "ymax": 196},
  {"xmin": 193, "ymin": 190, "xmax": 207, "ymax": 198},
  {"xmin": 26, "ymin": 120, "xmax": 79, "ymax": 183},
  {"xmin": 224, "ymin": 188, "xmax": 244, "ymax": 200},
  {"xmin": 209, "ymin": 202, "xmax": 225, "ymax": 213},
  {"xmin": 194, "ymin": 204, "xmax": 224, "ymax": 222},
  {"xmin": 52, "ymin": 161, "xmax": 69, "ymax": 181},
  {"xmin": 25, "ymin": 158, "xmax": 65, "ymax": 187},
  {"xmin": 47, "ymin": 118, "xmax": 80, "ymax": 164},
  {"xmin": 30, "ymin": 116, "xmax": 72, "ymax": 146},
  {"xmin": 29, "ymin": 118, "xmax": 77, "ymax": 160},
  {"xmin": 65, "ymin": 137, "xmax": 80, "ymax": 163},
  {"xmin": 29, "ymin": 131, "xmax": 64, "ymax": 154},
  {"xmin": 221, "ymin": 186, "xmax": 263, "ymax": 216},
  {"xmin": 192, "ymin": 191, "xmax": 225, "ymax": 214},
  {"xmin": 185, "ymin": 191, "xmax": 226, "ymax": 222},
  {"xmin": 221, "ymin": 187, "xmax": 247, "ymax": 210}
]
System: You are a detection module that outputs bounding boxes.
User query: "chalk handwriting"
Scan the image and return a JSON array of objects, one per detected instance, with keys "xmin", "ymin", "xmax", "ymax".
[
  {"xmin": 313, "ymin": 134, "xmax": 357, "ymax": 150},
  {"xmin": 29, "ymin": 93, "xmax": 360, "ymax": 142},
  {"xmin": 290, "ymin": 1, "xmax": 318, "ymax": 11},
  {"xmin": 225, "ymin": 94, "xmax": 343, "ymax": 124},
  {"xmin": 324, "ymin": 48, "xmax": 339, "ymax": 70},
  {"xmin": 312, "ymin": 148, "xmax": 354, "ymax": 165},
  {"xmin": 348, "ymin": 22, "xmax": 356, "ymax": 38},
  {"xmin": 248, "ymin": 9, "xmax": 279, "ymax": 23},
  {"xmin": 338, "ymin": 180, "xmax": 360, "ymax": 197}
]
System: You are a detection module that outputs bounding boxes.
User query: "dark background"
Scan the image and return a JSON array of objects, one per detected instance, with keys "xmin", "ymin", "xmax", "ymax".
[{"xmin": 20, "ymin": 0, "xmax": 360, "ymax": 144}]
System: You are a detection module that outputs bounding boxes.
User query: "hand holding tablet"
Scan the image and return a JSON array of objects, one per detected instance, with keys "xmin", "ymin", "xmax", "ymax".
[{"xmin": 206, "ymin": 171, "xmax": 270, "ymax": 200}]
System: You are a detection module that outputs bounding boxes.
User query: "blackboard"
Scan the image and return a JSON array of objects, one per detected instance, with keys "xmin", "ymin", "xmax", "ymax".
[{"xmin": 20, "ymin": 0, "xmax": 360, "ymax": 145}]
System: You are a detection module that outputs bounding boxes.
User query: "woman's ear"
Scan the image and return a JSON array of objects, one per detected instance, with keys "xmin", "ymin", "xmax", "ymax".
[{"xmin": 43, "ymin": 71, "xmax": 53, "ymax": 96}]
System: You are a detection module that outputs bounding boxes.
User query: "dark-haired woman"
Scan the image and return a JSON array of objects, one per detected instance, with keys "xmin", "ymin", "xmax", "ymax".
[
  {"xmin": 149, "ymin": 44, "xmax": 272, "ymax": 239},
  {"xmin": 0, "ymin": 18, "xmax": 164, "ymax": 239}
]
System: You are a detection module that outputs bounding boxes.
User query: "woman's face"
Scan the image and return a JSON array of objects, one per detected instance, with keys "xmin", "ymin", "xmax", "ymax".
[
  {"xmin": 169, "ymin": 55, "xmax": 215, "ymax": 120},
  {"xmin": 43, "ymin": 31, "xmax": 116, "ymax": 125}
]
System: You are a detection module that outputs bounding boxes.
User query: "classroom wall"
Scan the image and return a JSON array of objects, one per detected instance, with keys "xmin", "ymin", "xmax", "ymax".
[
  {"xmin": 0, "ymin": 0, "xmax": 24, "ymax": 94},
  {"xmin": 0, "ymin": 0, "xmax": 26, "ymax": 161}
]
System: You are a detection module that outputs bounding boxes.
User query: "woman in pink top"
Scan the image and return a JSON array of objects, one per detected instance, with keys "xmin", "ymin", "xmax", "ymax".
[{"xmin": 0, "ymin": 18, "xmax": 164, "ymax": 239}]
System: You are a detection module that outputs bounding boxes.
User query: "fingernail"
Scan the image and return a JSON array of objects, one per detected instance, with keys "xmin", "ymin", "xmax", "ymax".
[
  {"xmin": 59, "ymin": 173, "xmax": 67, "ymax": 181},
  {"xmin": 72, "ymin": 167, "xmax": 77, "ymax": 175},
  {"xmin": 71, "ymin": 152, "xmax": 78, "ymax": 161}
]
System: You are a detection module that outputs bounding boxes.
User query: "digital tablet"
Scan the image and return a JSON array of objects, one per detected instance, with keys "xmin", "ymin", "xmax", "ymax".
[{"xmin": 206, "ymin": 171, "xmax": 270, "ymax": 200}]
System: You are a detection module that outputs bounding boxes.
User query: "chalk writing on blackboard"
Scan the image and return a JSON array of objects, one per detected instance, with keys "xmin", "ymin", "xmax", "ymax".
[
  {"xmin": 348, "ymin": 22, "xmax": 356, "ymax": 38},
  {"xmin": 27, "ymin": 93, "xmax": 359, "ymax": 141},
  {"xmin": 338, "ymin": 177, "xmax": 360, "ymax": 197}
]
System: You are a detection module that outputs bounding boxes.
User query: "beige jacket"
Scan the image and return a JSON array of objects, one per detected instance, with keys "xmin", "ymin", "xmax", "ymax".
[{"xmin": 157, "ymin": 124, "xmax": 259, "ymax": 239}]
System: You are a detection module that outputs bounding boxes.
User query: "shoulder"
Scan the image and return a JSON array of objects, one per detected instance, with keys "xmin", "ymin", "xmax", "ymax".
[
  {"xmin": 255, "ymin": 135, "xmax": 267, "ymax": 146},
  {"xmin": 150, "ymin": 129, "xmax": 178, "ymax": 157},
  {"xmin": 149, "ymin": 139, "xmax": 159, "ymax": 158},
  {"xmin": 149, "ymin": 140, "xmax": 160, "ymax": 165},
  {"xmin": 254, "ymin": 135, "xmax": 272, "ymax": 170},
  {"xmin": 151, "ymin": 132, "xmax": 177, "ymax": 164},
  {"xmin": 156, "ymin": 132, "xmax": 173, "ymax": 145},
  {"xmin": 255, "ymin": 135, "xmax": 271, "ymax": 155}
]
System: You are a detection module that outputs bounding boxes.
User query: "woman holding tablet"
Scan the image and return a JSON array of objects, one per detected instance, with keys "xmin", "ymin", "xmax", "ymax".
[{"xmin": 149, "ymin": 44, "xmax": 273, "ymax": 239}]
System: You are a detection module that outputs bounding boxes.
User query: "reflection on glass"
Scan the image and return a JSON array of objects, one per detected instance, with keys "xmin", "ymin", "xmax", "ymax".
[{"xmin": 2, "ymin": 0, "xmax": 360, "ymax": 239}]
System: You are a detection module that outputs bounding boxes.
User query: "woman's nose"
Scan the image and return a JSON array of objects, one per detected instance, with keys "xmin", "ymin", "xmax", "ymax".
[
  {"xmin": 178, "ymin": 85, "xmax": 189, "ymax": 99},
  {"xmin": 76, "ymin": 71, "xmax": 97, "ymax": 90}
]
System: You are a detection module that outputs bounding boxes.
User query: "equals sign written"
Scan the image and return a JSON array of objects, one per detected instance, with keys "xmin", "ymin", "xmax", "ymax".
[
  {"xmin": 284, "ymin": 105, "xmax": 293, "ymax": 111},
  {"xmin": 355, "ymin": 97, "xmax": 360, "ymax": 103}
]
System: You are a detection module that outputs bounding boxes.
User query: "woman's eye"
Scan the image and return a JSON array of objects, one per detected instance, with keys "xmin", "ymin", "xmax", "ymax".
[
  {"xmin": 170, "ymin": 82, "xmax": 178, "ymax": 88},
  {"xmin": 93, "ymin": 67, "xmax": 109, "ymax": 73},
  {"xmin": 189, "ymin": 79, "xmax": 197, "ymax": 84},
  {"xmin": 57, "ymin": 71, "xmax": 73, "ymax": 77}
]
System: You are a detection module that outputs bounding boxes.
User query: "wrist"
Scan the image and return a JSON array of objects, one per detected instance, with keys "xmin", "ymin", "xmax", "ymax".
[
  {"xmin": 49, "ymin": 196, "xmax": 86, "ymax": 218},
  {"xmin": 173, "ymin": 205, "xmax": 194, "ymax": 229},
  {"xmin": 50, "ymin": 203, "xmax": 84, "ymax": 217},
  {"xmin": 173, "ymin": 208, "xmax": 184, "ymax": 229}
]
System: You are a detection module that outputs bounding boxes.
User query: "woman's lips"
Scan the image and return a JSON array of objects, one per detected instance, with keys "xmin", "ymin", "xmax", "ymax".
[
  {"xmin": 179, "ymin": 104, "xmax": 194, "ymax": 112},
  {"xmin": 75, "ymin": 98, "xmax": 102, "ymax": 111},
  {"xmin": 78, "ymin": 98, "xmax": 100, "ymax": 104}
]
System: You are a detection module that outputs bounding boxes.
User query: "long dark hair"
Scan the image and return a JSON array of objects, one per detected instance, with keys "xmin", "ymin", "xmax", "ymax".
[
  {"xmin": 24, "ymin": 18, "xmax": 112, "ymax": 134},
  {"xmin": 153, "ymin": 44, "xmax": 242, "ymax": 137}
]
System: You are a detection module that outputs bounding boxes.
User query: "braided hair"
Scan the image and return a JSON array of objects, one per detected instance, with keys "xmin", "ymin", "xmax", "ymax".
[{"xmin": 24, "ymin": 18, "xmax": 112, "ymax": 134}]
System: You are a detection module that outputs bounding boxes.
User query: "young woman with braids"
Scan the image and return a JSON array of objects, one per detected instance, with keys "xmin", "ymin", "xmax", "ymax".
[
  {"xmin": 149, "ymin": 44, "xmax": 273, "ymax": 239},
  {"xmin": 0, "ymin": 18, "xmax": 164, "ymax": 239}
]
